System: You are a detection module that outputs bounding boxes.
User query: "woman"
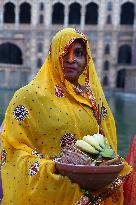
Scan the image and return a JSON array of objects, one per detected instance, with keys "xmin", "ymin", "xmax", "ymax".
[
  {"xmin": 1, "ymin": 28, "xmax": 131, "ymax": 205},
  {"xmin": 123, "ymin": 135, "xmax": 136, "ymax": 205}
]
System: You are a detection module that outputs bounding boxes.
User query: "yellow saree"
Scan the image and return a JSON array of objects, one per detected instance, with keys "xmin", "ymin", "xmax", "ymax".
[{"xmin": 1, "ymin": 28, "xmax": 131, "ymax": 205}]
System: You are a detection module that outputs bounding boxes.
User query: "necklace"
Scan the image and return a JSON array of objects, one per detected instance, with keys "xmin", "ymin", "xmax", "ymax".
[
  {"xmin": 73, "ymin": 83, "xmax": 105, "ymax": 136},
  {"xmin": 73, "ymin": 84, "xmax": 84, "ymax": 95}
]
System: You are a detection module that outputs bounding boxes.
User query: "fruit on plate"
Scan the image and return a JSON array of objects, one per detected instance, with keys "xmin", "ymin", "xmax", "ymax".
[
  {"xmin": 75, "ymin": 134, "xmax": 115, "ymax": 158},
  {"xmin": 75, "ymin": 140, "xmax": 99, "ymax": 154},
  {"xmin": 83, "ymin": 135, "xmax": 103, "ymax": 151},
  {"xmin": 100, "ymin": 147, "xmax": 114, "ymax": 158}
]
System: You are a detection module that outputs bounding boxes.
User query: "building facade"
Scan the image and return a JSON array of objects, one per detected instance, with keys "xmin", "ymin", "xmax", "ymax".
[{"xmin": 0, "ymin": 0, "xmax": 136, "ymax": 92}]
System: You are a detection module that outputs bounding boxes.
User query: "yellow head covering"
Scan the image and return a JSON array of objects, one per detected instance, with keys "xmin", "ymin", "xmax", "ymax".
[
  {"xmin": 34, "ymin": 27, "xmax": 116, "ymax": 151},
  {"xmin": 1, "ymin": 28, "xmax": 131, "ymax": 205}
]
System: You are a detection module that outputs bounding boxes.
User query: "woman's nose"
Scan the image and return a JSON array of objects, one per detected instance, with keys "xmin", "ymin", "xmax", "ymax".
[
  {"xmin": 67, "ymin": 57, "xmax": 76, "ymax": 64},
  {"xmin": 69, "ymin": 47, "xmax": 73, "ymax": 63},
  {"xmin": 67, "ymin": 50, "xmax": 76, "ymax": 64}
]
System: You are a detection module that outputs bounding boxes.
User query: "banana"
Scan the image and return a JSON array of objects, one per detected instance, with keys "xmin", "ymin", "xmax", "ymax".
[
  {"xmin": 83, "ymin": 135, "xmax": 103, "ymax": 151},
  {"xmin": 93, "ymin": 134, "xmax": 105, "ymax": 149},
  {"xmin": 75, "ymin": 134, "xmax": 115, "ymax": 159},
  {"xmin": 75, "ymin": 140, "xmax": 99, "ymax": 154}
]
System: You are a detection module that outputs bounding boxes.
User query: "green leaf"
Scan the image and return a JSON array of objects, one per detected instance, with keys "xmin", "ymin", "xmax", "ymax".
[{"xmin": 100, "ymin": 148, "xmax": 114, "ymax": 158}]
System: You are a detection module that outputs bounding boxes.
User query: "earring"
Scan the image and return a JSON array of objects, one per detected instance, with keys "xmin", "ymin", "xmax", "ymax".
[{"xmin": 85, "ymin": 65, "xmax": 89, "ymax": 85}]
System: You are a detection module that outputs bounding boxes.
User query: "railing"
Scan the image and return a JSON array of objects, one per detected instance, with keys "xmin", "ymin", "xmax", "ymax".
[
  {"xmin": 117, "ymin": 64, "xmax": 136, "ymax": 71},
  {"xmin": 0, "ymin": 64, "xmax": 30, "ymax": 72},
  {"xmin": 0, "ymin": 23, "xmax": 134, "ymax": 32},
  {"xmin": 0, "ymin": 64, "xmax": 30, "ymax": 89},
  {"xmin": 2, "ymin": 23, "xmax": 32, "ymax": 31}
]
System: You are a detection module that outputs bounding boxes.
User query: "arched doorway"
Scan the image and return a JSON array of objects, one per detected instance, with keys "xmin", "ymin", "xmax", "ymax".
[
  {"xmin": 52, "ymin": 3, "xmax": 64, "ymax": 24},
  {"xmin": 39, "ymin": 2, "xmax": 44, "ymax": 11},
  {"xmin": 19, "ymin": 2, "xmax": 31, "ymax": 24},
  {"xmin": 103, "ymin": 61, "xmax": 110, "ymax": 71},
  {"xmin": 39, "ymin": 14, "xmax": 44, "ymax": 24},
  {"xmin": 69, "ymin": 3, "xmax": 81, "ymax": 24},
  {"xmin": 4, "ymin": 2, "xmax": 15, "ymax": 23},
  {"xmin": 85, "ymin": 3, "xmax": 98, "ymax": 24},
  {"xmin": 0, "ymin": 43, "xmax": 23, "ymax": 65},
  {"xmin": 120, "ymin": 2, "xmax": 134, "ymax": 25},
  {"xmin": 106, "ymin": 14, "xmax": 112, "ymax": 24},
  {"xmin": 118, "ymin": 45, "xmax": 132, "ymax": 64},
  {"xmin": 104, "ymin": 44, "xmax": 110, "ymax": 54},
  {"xmin": 116, "ymin": 69, "xmax": 126, "ymax": 88}
]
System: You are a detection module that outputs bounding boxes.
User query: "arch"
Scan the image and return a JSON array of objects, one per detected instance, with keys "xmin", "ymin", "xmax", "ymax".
[
  {"xmin": 118, "ymin": 45, "xmax": 132, "ymax": 64},
  {"xmin": 121, "ymin": 0, "xmax": 135, "ymax": 5},
  {"xmin": 103, "ymin": 76, "xmax": 109, "ymax": 86},
  {"xmin": 85, "ymin": 2, "xmax": 98, "ymax": 24},
  {"xmin": 103, "ymin": 61, "xmax": 110, "ymax": 71},
  {"xmin": 4, "ymin": 2, "xmax": 15, "ymax": 23},
  {"xmin": 69, "ymin": 3, "xmax": 81, "ymax": 25},
  {"xmin": 0, "ymin": 42, "xmax": 23, "ymax": 65},
  {"xmin": 19, "ymin": 0, "xmax": 32, "ymax": 4},
  {"xmin": 104, "ymin": 44, "xmax": 110, "ymax": 54},
  {"xmin": 85, "ymin": 0, "xmax": 99, "ymax": 5},
  {"xmin": 116, "ymin": 69, "xmax": 126, "ymax": 88},
  {"xmin": 52, "ymin": 2, "xmax": 64, "ymax": 24},
  {"xmin": 19, "ymin": 2, "xmax": 31, "ymax": 24},
  {"xmin": 120, "ymin": 2, "xmax": 135, "ymax": 25},
  {"xmin": 40, "ymin": 2, "xmax": 44, "ymax": 11},
  {"xmin": 106, "ymin": 14, "xmax": 112, "ymax": 24},
  {"xmin": 68, "ymin": 0, "xmax": 83, "ymax": 6},
  {"xmin": 37, "ymin": 42, "xmax": 43, "ymax": 52}
]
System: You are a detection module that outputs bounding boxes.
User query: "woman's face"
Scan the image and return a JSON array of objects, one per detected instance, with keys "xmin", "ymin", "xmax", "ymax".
[{"xmin": 62, "ymin": 40, "xmax": 86, "ymax": 84}]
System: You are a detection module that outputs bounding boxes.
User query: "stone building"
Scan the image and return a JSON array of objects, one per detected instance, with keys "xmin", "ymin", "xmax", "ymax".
[{"xmin": 0, "ymin": 0, "xmax": 136, "ymax": 92}]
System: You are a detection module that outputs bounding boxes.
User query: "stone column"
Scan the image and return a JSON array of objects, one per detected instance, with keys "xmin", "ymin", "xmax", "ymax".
[
  {"xmin": 132, "ymin": 3, "xmax": 136, "ymax": 64},
  {"xmin": 0, "ymin": 4, "xmax": 3, "ymax": 28},
  {"xmin": 15, "ymin": 5, "xmax": 19, "ymax": 29},
  {"xmin": 45, "ymin": 0, "xmax": 52, "ymax": 27},
  {"xmin": 133, "ymin": 3, "xmax": 136, "ymax": 30},
  {"xmin": 31, "ymin": 1, "xmax": 37, "ymax": 26},
  {"xmin": 44, "ymin": 31, "xmax": 51, "ymax": 57},
  {"xmin": 132, "ymin": 37, "xmax": 136, "ymax": 65},
  {"xmin": 96, "ymin": 32, "xmax": 104, "ymax": 80},
  {"xmin": 81, "ymin": 5, "xmax": 85, "ymax": 31},
  {"xmin": 98, "ymin": 0, "xmax": 106, "ymax": 30},
  {"xmin": 109, "ymin": 32, "xmax": 118, "ymax": 88},
  {"xmin": 5, "ymin": 70, "xmax": 10, "ymax": 88},
  {"xmin": 29, "ymin": 32, "xmax": 37, "ymax": 81},
  {"xmin": 112, "ymin": 0, "xmax": 120, "ymax": 29},
  {"xmin": 64, "ymin": 5, "xmax": 69, "ymax": 27}
]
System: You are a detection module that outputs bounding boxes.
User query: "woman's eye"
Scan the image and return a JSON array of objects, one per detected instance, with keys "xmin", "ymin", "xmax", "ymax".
[{"xmin": 76, "ymin": 50, "xmax": 83, "ymax": 57}]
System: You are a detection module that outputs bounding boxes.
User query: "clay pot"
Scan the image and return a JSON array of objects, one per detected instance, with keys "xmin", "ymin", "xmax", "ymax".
[{"xmin": 55, "ymin": 161, "xmax": 124, "ymax": 190}]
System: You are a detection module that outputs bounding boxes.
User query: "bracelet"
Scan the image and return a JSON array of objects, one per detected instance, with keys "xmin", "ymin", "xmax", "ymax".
[{"xmin": 75, "ymin": 195, "xmax": 90, "ymax": 205}]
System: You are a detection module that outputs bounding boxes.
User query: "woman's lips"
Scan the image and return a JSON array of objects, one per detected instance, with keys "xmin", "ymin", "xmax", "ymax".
[{"xmin": 64, "ymin": 67, "xmax": 77, "ymax": 72}]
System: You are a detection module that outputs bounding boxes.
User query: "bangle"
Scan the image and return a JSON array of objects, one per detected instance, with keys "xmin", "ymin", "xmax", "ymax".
[
  {"xmin": 75, "ymin": 195, "xmax": 90, "ymax": 205},
  {"xmin": 80, "ymin": 189, "xmax": 95, "ymax": 203}
]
